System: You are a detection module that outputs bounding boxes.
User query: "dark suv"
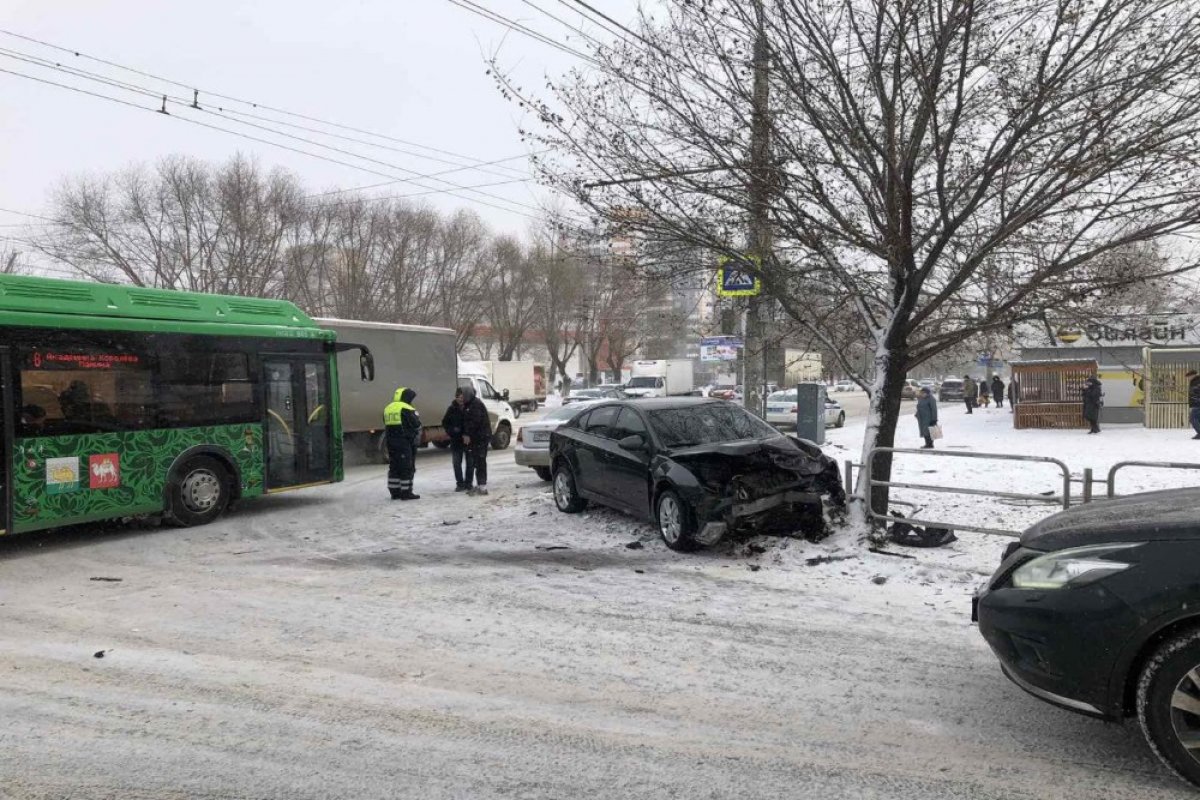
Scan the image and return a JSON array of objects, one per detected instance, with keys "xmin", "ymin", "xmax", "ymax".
[{"xmin": 975, "ymin": 487, "xmax": 1200, "ymax": 789}]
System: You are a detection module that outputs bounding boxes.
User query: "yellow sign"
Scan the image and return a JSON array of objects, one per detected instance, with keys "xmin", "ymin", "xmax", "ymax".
[{"xmin": 717, "ymin": 255, "xmax": 761, "ymax": 297}]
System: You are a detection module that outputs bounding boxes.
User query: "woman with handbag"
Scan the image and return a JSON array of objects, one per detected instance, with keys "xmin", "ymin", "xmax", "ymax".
[{"xmin": 916, "ymin": 387, "xmax": 940, "ymax": 449}]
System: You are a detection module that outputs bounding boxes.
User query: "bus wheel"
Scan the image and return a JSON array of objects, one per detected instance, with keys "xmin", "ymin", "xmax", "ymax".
[{"xmin": 166, "ymin": 456, "xmax": 231, "ymax": 527}]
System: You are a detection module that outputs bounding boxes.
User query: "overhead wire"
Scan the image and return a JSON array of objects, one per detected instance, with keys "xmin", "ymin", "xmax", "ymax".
[
  {"xmin": 0, "ymin": 64, "xmax": 544, "ymax": 221},
  {"xmin": 444, "ymin": 0, "xmax": 603, "ymax": 66},
  {"xmin": 0, "ymin": 27, "xmax": 545, "ymax": 173},
  {"xmin": 0, "ymin": 49, "xmax": 543, "ymax": 215}
]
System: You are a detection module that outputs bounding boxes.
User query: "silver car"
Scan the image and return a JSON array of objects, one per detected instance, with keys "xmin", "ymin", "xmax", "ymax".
[
  {"xmin": 515, "ymin": 403, "xmax": 597, "ymax": 480},
  {"xmin": 765, "ymin": 389, "xmax": 846, "ymax": 429}
]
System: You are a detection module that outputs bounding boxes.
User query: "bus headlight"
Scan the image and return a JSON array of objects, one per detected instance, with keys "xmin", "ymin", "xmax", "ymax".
[{"xmin": 1010, "ymin": 543, "xmax": 1142, "ymax": 590}]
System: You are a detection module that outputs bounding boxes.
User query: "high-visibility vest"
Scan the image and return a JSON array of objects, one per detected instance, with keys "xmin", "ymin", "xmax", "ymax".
[{"xmin": 384, "ymin": 386, "xmax": 416, "ymax": 426}]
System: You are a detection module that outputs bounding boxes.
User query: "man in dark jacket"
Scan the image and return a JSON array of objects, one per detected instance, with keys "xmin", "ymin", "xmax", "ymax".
[
  {"xmin": 991, "ymin": 375, "xmax": 1005, "ymax": 409},
  {"xmin": 384, "ymin": 387, "xmax": 422, "ymax": 500},
  {"xmin": 1082, "ymin": 376, "xmax": 1103, "ymax": 434},
  {"xmin": 915, "ymin": 388, "xmax": 938, "ymax": 449},
  {"xmin": 962, "ymin": 376, "xmax": 978, "ymax": 414},
  {"xmin": 1007, "ymin": 376, "xmax": 1018, "ymax": 413},
  {"xmin": 461, "ymin": 385, "xmax": 493, "ymax": 496},
  {"xmin": 1188, "ymin": 370, "xmax": 1200, "ymax": 439},
  {"xmin": 442, "ymin": 388, "xmax": 469, "ymax": 490}
]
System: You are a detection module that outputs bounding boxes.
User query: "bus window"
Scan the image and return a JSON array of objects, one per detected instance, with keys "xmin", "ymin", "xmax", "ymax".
[
  {"xmin": 18, "ymin": 346, "xmax": 154, "ymax": 435},
  {"xmin": 158, "ymin": 353, "xmax": 257, "ymax": 427}
]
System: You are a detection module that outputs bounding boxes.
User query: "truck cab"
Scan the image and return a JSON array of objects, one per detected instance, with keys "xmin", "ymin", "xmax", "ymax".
[{"xmin": 458, "ymin": 373, "xmax": 517, "ymax": 450}]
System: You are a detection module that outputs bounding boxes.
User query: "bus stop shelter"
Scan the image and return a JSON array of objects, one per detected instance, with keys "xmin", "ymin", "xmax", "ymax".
[
  {"xmin": 1011, "ymin": 359, "xmax": 1097, "ymax": 429},
  {"xmin": 1144, "ymin": 347, "xmax": 1200, "ymax": 428}
]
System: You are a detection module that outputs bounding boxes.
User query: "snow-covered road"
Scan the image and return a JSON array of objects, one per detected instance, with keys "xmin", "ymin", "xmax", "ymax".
[{"xmin": 0, "ymin": 425, "xmax": 1195, "ymax": 799}]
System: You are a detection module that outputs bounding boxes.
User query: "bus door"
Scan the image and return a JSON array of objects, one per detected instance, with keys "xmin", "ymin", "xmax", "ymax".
[
  {"xmin": 0, "ymin": 347, "xmax": 10, "ymax": 535},
  {"xmin": 263, "ymin": 356, "xmax": 333, "ymax": 490}
]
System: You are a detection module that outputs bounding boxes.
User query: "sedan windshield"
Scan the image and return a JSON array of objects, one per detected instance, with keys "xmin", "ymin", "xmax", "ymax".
[{"xmin": 648, "ymin": 403, "xmax": 781, "ymax": 448}]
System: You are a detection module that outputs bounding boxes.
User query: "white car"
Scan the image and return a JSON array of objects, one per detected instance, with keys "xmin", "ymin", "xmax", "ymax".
[
  {"xmin": 765, "ymin": 389, "xmax": 846, "ymax": 429},
  {"xmin": 832, "ymin": 380, "xmax": 856, "ymax": 393},
  {"xmin": 515, "ymin": 403, "xmax": 598, "ymax": 480}
]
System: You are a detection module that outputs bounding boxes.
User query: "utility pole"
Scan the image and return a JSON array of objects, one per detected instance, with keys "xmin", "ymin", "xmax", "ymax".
[{"xmin": 743, "ymin": 0, "xmax": 772, "ymax": 417}]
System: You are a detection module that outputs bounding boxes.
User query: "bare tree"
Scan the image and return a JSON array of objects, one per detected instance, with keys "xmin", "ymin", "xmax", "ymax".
[
  {"xmin": 530, "ymin": 227, "xmax": 584, "ymax": 392},
  {"xmin": 485, "ymin": 235, "xmax": 540, "ymax": 360},
  {"xmin": 504, "ymin": 0, "xmax": 1200, "ymax": 525}
]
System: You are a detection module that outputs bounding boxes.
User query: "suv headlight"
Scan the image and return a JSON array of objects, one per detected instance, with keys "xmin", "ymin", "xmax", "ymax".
[{"xmin": 1010, "ymin": 543, "xmax": 1142, "ymax": 590}]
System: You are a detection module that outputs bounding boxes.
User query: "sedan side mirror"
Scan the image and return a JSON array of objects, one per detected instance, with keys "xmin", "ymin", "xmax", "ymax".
[
  {"xmin": 503, "ymin": 388, "xmax": 510, "ymax": 401},
  {"xmin": 618, "ymin": 434, "xmax": 647, "ymax": 452}
]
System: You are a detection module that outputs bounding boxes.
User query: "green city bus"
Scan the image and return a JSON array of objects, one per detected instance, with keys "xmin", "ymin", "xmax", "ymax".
[{"xmin": 0, "ymin": 274, "xmax": 373, "ymax": 535}]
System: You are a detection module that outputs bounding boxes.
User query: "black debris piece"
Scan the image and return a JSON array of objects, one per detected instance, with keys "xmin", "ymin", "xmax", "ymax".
[
  {"xmin": 89, "ymin": 577, "xmax": 122, "ymax": 582},
  {"xmin": 93, "ymin": 650, "xmax": 109, "ymax": 659},
  {"xmin": 805, "ymin": 554, "xmax": 858, "ymax": 567},
  {"xmin": 535, "ymin": 545, "xmax": 571, "ymax": 551},
  {"xmin": 871, "ymin": 575, "xmax": 888, "ymax": 585},
  {"xmin": 625, "ymin": 541, "xmax": 644, "ymax": 550},
  {"xmin": 634, "ymin": 569, "xmax": 645, "ymax": 574},
  {"xmin": 748, "ymin": 564, "xmax": 762, "ymax": 572},
  {"xmin": 869, "ymin": 547, "xmax": 917, "ymax": 560}
]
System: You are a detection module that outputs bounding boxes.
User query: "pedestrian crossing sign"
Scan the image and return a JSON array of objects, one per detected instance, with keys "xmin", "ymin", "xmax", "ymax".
[{"xmin": 717, "ymin": 254, "xmax": 761, "ymax": 297}]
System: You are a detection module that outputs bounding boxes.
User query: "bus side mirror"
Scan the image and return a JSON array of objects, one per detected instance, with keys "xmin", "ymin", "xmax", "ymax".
[{"xmin": 360, "ymin": 351, "xmax": 375, "ymax": 382}]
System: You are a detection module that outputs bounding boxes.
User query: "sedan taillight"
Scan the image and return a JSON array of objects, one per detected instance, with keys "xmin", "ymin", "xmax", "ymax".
[
  {"xmin": 789, "ymin": 405, "xmax": 798, "ymax": 413},
  {"xmin": 517, "ymin": 428, "xmax": 524, "ymax": 443}
]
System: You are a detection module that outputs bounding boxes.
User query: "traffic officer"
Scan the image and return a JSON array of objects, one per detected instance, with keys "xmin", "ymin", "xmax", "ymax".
[{"xmin": 384, "ymin": 386, "xmax": 422, "ymax": 500}]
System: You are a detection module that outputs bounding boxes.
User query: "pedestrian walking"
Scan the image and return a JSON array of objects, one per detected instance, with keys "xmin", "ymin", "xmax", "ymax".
[
  {"xmin": 384, "ymin": 386, "xmax": 422, "ymax": 500},
  {"xmin": 1082, "ymin": 376, "xmax": 1103, "ymax": 434},
  {"xmin": 1188, "ymin": 370, "xmax": 1200, "ymax": 439},
  {"xmin": 991, "ymin": 375, "xmax": 1005, "ymax": 409},
  {"xmin": 963, "ymin": 375, "xmax": 978, "ymax": 414},
  {"xmin": 442, "ymin": 388, "xmax": 469, "ymax": 491},
  {"xmin": 461, "ymin": 385, "xmax": 493, "ymax": 496},
  {"xmin": 916, "ymin": 387, "xmax": 939, "ymax": 449},
  {"xmin": 1007, "ymin": 377, "xmax": 1018, "ymax": 414}
]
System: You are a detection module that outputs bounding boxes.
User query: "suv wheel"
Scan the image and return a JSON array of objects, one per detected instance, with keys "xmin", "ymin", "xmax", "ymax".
[
  {"xmin": 656, "ymin": 489, "xmax": 698, "ymax": 552},
  {"xmin": 1138, "ymin": 628, "xmax": 1200, "ymax": 788},
  {"xmin": 552, "ymin": 464, "xmax": 587, "ymax": 513}
]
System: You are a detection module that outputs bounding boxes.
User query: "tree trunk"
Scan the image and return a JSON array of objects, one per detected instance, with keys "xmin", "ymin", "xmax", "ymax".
[{"xmin": 851, "ymin": 326, "xmax": 909, "ymax": 534}]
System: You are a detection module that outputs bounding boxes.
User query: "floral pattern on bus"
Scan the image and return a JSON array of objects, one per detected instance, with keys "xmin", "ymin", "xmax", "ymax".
[{"xmin": 11, "ymin": 424, "xmax": 264, "ymax": 532}]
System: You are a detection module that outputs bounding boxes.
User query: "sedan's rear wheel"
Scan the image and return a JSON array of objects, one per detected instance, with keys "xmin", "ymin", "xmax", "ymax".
[
  {"xmin": 552, "ymin": 464, "xmax": 587, "ymax": 513},
  {"xmin": 1138, "ymin": 628, "xmax": 1200, "ymax": 788},
  {"xmin": 656, "ymin": 489, "xmax": 699, "ymax": 552}
]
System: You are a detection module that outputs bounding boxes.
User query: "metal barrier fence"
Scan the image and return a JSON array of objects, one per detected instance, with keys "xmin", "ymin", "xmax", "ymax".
[
  {"xmin": 864, "ymin": 447, "xmax": 1072, "ymax": 539},
  {"xmin": 1106, "ymin": 460, "xmax": 1200, "ymax": 498}
]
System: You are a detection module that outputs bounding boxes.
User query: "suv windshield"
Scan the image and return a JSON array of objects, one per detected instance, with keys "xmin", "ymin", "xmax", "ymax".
[{"xmin": 647, "ymin": 403, "xmax": 780, "ymax": 448}]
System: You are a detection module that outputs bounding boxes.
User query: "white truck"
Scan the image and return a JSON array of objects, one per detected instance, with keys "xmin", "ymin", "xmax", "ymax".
[
  {"xmin": 458, "ymin": 359, "xmax": 539, "ymax": 416},
  {"xmin": 317, "ymin": 318, "xmax": 516, "ymax": 458},
  {"xmin": 623, "ymin": 359, "xmax": 696, "ymax": 398}
]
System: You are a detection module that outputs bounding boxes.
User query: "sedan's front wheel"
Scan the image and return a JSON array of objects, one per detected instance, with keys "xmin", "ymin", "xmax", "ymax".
[
  {"xmin": 656, "ymin": 489, "xmax": 699, "ymax": 552},
  {"xmin": 1138, "ymin": 628, "xmax": 1200, "ymax": 788}
]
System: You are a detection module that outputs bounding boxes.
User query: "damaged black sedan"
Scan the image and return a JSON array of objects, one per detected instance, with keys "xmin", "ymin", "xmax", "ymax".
[{"xmin": 549, "ymin": 398, "xmax": 845, "ymax": 551}]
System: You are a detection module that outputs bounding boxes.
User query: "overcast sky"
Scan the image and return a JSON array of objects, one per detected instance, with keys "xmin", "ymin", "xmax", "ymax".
[{"xmin": 0, "ymin": 0, "xmax": 640, "ymax": 245}]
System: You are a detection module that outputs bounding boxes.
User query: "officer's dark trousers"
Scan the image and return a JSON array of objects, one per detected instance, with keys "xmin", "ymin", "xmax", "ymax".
[{"xmin": 387, "ymin": 441, "xmax": 416, "ymax": 498}]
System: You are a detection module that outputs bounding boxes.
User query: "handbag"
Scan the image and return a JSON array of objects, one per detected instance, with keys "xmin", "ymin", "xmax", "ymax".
[{"xmin": 929, "ymin": 424, "xmax": 943, "ymax": 440}]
